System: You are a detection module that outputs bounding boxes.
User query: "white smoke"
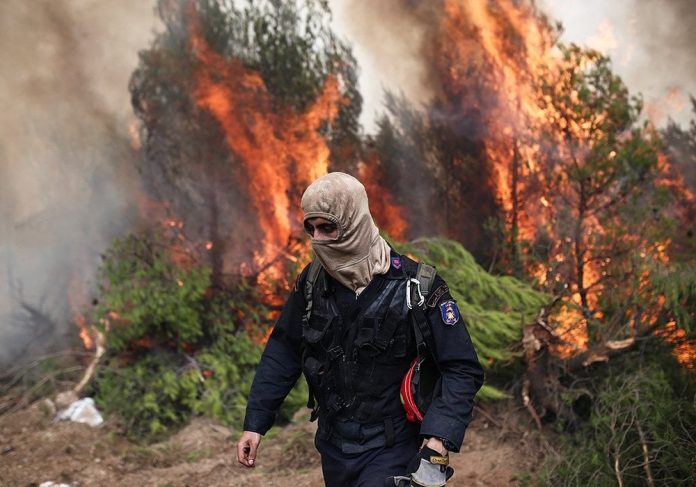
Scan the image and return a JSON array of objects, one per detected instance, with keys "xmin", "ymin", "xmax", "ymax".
[
  {"xmin": 0, "ymin": 0, "xmax": 160, "ymax": 367},
  {"xmin": 333, "ymin": 0, "xmax": 696, "ymax": 131},
  {"xmin": 329, "ymin": 0, "xmax": 438, "ymax": 133},
  {"xmin": 541, "ymin": 0, "xmax": 696, "ymax": 127}
]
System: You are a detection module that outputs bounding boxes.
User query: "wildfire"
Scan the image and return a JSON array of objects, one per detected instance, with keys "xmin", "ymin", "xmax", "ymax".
[
  {"xmin": 645, "ymin": 87, "xmax": 689, "ymax": 126},
  {"xmin": 136, "ymin": 194, "xmax": 201, "ymax": 270},
  {"xmin": 123, "ymin": 3, "xmax": 410, "ymax": 350},
  {"xmin": 655, "ymin": 151, "xmax": 696, "ymax": 206},
  {"xmin": 115, "ymin": 0, "xmax": 693, "ymax": 368},
  {"xmin": 189, "ymin": 11, "xmax": 341, "ymax": 277},
  {"xmin": 67, "ymin": 263, "xmax": 95, "ymax": 350},
  {"xmin": 357, "ymin": 156, "xmax": 408, "ymax": 241},
  {"xmin": 655, "ymin": 322, "xmax": 696, "ymax": 370},
  {"xmin": 435, "ymin": 0, "xmax": 558, "ymax": 248},
  {"xmin": 428, "ymin": 0, "xmax": 695, "ymax": 365}
]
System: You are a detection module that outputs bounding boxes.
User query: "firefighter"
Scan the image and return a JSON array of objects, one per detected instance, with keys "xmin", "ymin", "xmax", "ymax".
[{"xmin": 237, "ymin": 172, "xmax": 483, "ymax": 486}]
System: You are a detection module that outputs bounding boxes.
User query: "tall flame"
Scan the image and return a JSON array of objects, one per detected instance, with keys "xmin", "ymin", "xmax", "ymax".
[
  {"xmin": 431, "ymin": 0, "xmax": 694, "ymax": 362},
  {"xmin": 189, "ymin": 15, "xmax": 341, "ymax": 274},
  {"xmin": 358, "ymin": 154, "xmax": 408, "ymax": 241},
  {"xmin": 436, "ymin": 0, "xmax": 556, "ymax": 246}
]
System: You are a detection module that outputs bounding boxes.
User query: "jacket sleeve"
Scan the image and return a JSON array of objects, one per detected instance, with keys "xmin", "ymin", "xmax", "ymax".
[
  {"xmin": 418, "ymin": 276, "xmax": 484, "ymax": 452},
  {"xmin": 242, "ymin": 269, "xmax": 307, "ymax": 435}
]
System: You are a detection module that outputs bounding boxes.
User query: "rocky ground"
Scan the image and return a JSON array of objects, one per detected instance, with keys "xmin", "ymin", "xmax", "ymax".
[{"xmin": 0, "ymin": 400, "xmax": 544, "ymax": 486}]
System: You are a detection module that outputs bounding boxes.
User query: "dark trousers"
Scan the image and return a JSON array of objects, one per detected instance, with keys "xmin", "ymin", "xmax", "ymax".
[{"xmin": 316, "ymin": 434, "xmax": 419, "ymax": 487}]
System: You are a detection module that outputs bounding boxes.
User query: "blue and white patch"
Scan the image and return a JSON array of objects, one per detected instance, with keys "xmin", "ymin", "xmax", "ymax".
[
  {"xmin": 391, "ymin": 256, "xmax": 402, "ymax": 269},
  {"xmin": 439, "ymin": 300, "xmax": 460, "ymax": 326}
]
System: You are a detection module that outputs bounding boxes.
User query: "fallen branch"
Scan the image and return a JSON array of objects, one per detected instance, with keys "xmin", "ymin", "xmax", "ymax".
[
  {"xmin": 56, "ymin": 326, "xmax": 107, "ymax": 407},
  {"xmin": 567, "ymin": 336, "xmax": 636, "ymax": 369},
  {"xmin": 72, "ymin": 328, "xmax": 106, "ymax": 395}
]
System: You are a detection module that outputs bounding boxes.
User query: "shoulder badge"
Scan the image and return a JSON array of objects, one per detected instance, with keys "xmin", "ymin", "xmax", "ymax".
[
  {"xmin": 439, "ymin": 300, "xmax": 460, "ymax": 326},
  {"xmin": 391, "ymin": 256, "xmax": 402, "ymax": 269}
]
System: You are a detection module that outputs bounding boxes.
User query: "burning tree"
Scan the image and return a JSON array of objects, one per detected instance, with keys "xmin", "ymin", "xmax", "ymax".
[
  {"xmin": 662, "ymin": 97, "xmax": 696, "ymax": 257},
  {"xmin": 92, "ymin": 0, "xmax": 361, "ymax": 438},
  {"xmin": 370, "ymin": 0, "xmax": 694, "ymax": 358},
  {"xmin": 365, "ymin": 2, "xmax": 695, "ymax": 443},
  {"xmin": 532, "ymin": 45, "xmax": 663, "ymax": 347},
  {"xmin": 130, "ymin": 0, "xmax": 359, "ymax": 287},
  {"xmin": 372, "ymin": 92, "xmax": 500, "ymax": 257}
]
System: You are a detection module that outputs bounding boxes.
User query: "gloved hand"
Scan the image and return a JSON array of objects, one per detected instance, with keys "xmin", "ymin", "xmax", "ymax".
[
  {"xmin": 385, "ymin": 446, "xmax": 454, "ymax": 487},
  {"xmin": 407, "ymin": 446, "xmax": 453, "ymax": 487}
]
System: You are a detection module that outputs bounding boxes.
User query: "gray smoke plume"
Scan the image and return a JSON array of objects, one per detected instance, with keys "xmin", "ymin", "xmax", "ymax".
[
  {"xmin": 334, "ymin": 0, "xmax": 696, "ymax": 130},
  {"xmin": 539, "ymin": 0, "xmax": 696, "ymax": 127},
  {"xmin": 624, "ymin": 0, "xmax": 696, "ymax": 126},
  {"xmin": 0, "ymin": 0, "xmax": 160, "ymax": 368},
  {"xmin": 329, "ymin": 0, "xmax": 441, "ymax": 132}
]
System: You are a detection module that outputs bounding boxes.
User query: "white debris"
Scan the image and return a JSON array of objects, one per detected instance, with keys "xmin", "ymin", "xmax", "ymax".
[
  {"xmin": 55, "ymin": 397, "xmax": 103, "ymax": 427},
  {"xmin": 39, "ymin": 482, "xmax": 71, "ymax": 487}
]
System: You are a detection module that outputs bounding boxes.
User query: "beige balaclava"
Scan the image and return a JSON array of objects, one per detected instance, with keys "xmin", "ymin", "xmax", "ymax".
[{"xmin": 301, "ymin": 172, "xmax": 391, "ymax": 295}]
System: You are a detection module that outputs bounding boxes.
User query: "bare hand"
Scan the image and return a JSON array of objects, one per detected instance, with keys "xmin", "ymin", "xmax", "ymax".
[{"xmin": 237, "ymin": 431, "xmax": 261, "ymax": 467}]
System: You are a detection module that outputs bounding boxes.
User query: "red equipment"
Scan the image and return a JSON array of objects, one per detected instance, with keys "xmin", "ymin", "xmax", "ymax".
[{"xmin": 401, "ymin": 355, "xmax": 441, "ymax": 423}]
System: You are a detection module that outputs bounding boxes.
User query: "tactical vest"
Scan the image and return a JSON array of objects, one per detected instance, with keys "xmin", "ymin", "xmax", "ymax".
[{"xmin": 301, "ymin": 257, "xmax": 437, "ymax": 426}]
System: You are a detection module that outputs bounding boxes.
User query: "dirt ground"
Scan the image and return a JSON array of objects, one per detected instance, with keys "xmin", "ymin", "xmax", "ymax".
[{"xmin": 0, "ymin": 400, "xmax": 543, "ymax": 486}]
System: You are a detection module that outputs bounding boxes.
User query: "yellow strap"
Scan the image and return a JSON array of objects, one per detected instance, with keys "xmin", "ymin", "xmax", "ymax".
[{"xmin": 428, "ymin": 455, "xmax": 449, "ymax": 466}]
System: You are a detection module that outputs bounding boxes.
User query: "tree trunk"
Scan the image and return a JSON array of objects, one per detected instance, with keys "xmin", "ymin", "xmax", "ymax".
[
  {"xmin": 575, "ymin": 179, "xmax": 590, "ymax": 318},
  {"xmin": 509, "ymin": 139, "xmax": 523, "ymax": 278}
]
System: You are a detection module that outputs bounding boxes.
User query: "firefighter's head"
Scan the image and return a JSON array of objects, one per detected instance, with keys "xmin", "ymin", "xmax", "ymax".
[{"xmin": 301, "ymin": 172, "xmax": 390, "ymax": 293}]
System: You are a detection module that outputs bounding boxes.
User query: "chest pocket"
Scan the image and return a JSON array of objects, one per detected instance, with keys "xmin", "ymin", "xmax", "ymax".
[
  {"xmin": 304, "ymin": 310, "xmax": 340, "ymax": 351},
  {"xmin": 354, "ymin": 282, "xmax": 412, "ymax": 365}
]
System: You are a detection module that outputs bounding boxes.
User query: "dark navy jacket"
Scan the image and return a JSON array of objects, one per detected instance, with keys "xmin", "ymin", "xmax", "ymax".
[{"xmin": 243, "ymin": 252, "xmax": 484, "ymax": 453}]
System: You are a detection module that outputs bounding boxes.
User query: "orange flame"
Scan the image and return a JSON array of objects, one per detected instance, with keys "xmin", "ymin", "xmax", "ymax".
[
  {"xmin": 67, "ymin": 263, "xmax": 94, "ymax": 350},
  {"xmin": 357, "ymin": 155, "xmax": 408, "ymax": 241},
  {"xmin": 434, "ymin": 0, "xmax": 693, "ymax": 363},
  {"xmin": 655, "ymin": 322, "xmax": 696, "ymax": 370},
  {"xmin": 437, "ymin": 0, "xmax": 557, "ymax": 248},
  {"xmin": 189, "ymin": 14, "xmax": 341, "ymax": 277}
]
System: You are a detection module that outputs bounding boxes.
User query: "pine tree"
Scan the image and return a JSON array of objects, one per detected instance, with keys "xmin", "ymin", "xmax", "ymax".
[{"xmin": 399, "ymin": 238, "xmax": 550, "ymax": 399}]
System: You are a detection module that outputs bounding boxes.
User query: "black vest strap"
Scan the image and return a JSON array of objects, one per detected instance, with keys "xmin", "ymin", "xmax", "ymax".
[
  {"xmin": 411, "ymin": 263, "xmax": 441, "ymax": 370},
  {"xmin": 303, "ymin": 258, "xmax": 324, "ymax": 420},
  {"xmin": 303, "ymin": 258, "xmax": 323, "ymax": 326},
  {"xmin": 416, "ymin": 263, "xmax": 437, "ymax": 302}
]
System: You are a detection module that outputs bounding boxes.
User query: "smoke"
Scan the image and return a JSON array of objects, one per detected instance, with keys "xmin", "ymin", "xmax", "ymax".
[
  {"xmin": 625, "ymin": 0, "xmax": 696, "ymax": 125},
  {"xmin": 329, "ymin": 0, "xmax": 441, "ymax": 132},
  {"xmin": 0, "ymin": 0, "xmax": 160, "ymax": 367},
  {"xmin": 334, "ymin": 0, "xmax": 696, "ymax": 130},
  {"xmin": 539, "ymin": 0, "xmax": 696, "ymax": 127}
]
